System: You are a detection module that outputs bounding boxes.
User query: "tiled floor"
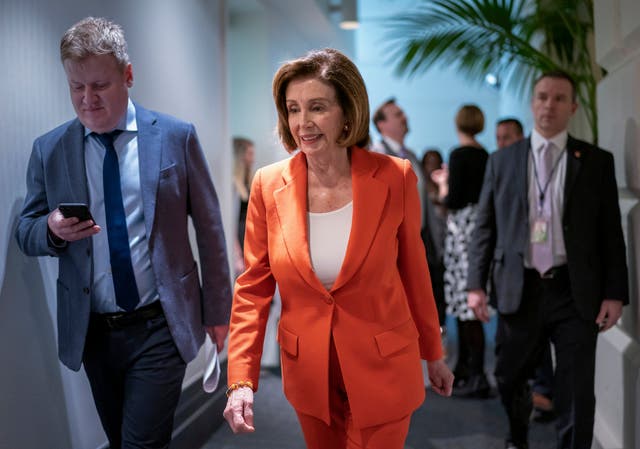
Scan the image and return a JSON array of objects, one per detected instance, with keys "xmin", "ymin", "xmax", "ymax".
[{"xmin": 203, "ymin": 317, "xmax": 556, "ymax": 449}]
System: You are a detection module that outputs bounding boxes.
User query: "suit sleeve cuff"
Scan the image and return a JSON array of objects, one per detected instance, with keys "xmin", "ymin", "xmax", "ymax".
[{"xmin": 47, "ymin": 227, "xmax": 67, "ymax": 249}]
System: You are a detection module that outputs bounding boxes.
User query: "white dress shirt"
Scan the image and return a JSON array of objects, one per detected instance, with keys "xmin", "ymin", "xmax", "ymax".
[
  {"xmin": 525, "ymin": 129, "xmax": 568, "ymax": 269},
  {"xmin": 84, "ymin": 99, "xmax": 159, "ymax": 313}
]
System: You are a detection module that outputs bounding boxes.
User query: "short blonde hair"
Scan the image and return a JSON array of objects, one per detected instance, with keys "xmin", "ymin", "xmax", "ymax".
[
  {"xmin": 60, "ymin": 17, "xmax": 129, "ymax": 69},
  {"xmin": 272, "ymin": 48, "xmax": 370, "ymax": 152},
  {"xmin": 455, "ymin": 104, "xmax": 485, "ymax": 136}
]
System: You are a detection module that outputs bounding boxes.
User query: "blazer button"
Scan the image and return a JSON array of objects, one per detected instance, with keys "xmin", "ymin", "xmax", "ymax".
[
  {"xmin": 324, "ymin": 295, "xmax": 334, "ymax": 305},
  {"xmin": 86, "ymin": 249, "xmax": 91, "ymax": 257},
  {"xmin": 83, "ymin": 287, "xmax": 90, "ymax": 295}
]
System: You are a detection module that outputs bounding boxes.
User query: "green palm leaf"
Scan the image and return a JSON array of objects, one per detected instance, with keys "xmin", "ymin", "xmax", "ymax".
[{"xmin": 384, "ymin": 0, "xmax": 602, "ymax": 143}]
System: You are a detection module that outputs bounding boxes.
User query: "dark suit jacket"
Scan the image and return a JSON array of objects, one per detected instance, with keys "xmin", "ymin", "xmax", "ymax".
[
  {"xmin": 467, "ymin": 136, "xmax": 628, "ymax": 321},
  {"xmin": 16, "ymin": 103, "xmax": 232, "ymax": 370}
]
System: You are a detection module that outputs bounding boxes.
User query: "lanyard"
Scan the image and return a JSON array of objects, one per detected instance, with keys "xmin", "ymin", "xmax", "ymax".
[{"xmin": 531, "ymin": 146, "xmax": 564, "ymax": 211}]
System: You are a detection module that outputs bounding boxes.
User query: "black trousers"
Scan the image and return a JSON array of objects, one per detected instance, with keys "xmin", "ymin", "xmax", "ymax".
[
  {"xmin": 494, "ymin": 268, "xmax": 598, "ymax": 449},
  {"xmin": 532, "ymin": 341, "xmax": 554, "ymax": 398},
  {"xmin": 428, "ymin": 261, "xmax": 447, "ymax": 326},
  {"xmin": 83, "ymin": 308, "xmax": 186, "ymax": 449}
]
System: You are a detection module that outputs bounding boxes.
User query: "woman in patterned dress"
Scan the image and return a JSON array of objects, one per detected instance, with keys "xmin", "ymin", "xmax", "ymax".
[{"xmin": 435, "ymin": 104, "xmax": 490, "ymax": 397}]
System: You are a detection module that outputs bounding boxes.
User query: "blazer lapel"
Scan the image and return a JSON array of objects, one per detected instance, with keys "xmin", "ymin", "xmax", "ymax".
[
  {"xmin": 273, "ymin": 153, "xmax": 327, "ymax": 295},
  {"xmin": 61, "ymin": 119, "xmax": 90, "ymax": 204},
  {"xmin": 563, "ymin": 135, "xmax": 583, "ymax": 217},
  {"xmin": 135, "ymin": 105, "xmax": 162, "ymax": 238},
  {"xmin": 332, "ymin": 147, "xmax": 388, "ymax": 291}
]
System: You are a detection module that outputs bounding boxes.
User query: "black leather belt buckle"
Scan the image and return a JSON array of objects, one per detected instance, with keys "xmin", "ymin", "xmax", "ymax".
[
  {"xmin": 101, "ymin": 313, "xmax": 125, "ymax": 329},
  {"xmin": 540, "ymin": 265, "xmax": 567, "ymax": 279},
  {"xmin": 94, "ymin": 301, "xmax": 163, "ymax": 330},
  {"xmin": 540, "ymin": 270, "xmax": 556, "ymax": 279}
]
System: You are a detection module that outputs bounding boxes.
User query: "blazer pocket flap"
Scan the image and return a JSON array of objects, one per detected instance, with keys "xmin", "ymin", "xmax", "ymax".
[
  {"xmin": 375, "ymin": 319, "xmax": 419, "ymax": 358},
  {"xmin": 493, "ymin": 247, "xmax": 504, "ymax": 262},
  {"xmin": 277, "ymin": 326, "xmax": 299, "ymax": 358},
  {"xmin": 159, "ymin": 163, "xmax": 177, "ymax": 179},
  {"xmin": 180, "ymin": 262, "xmax": 198, "ymax": 282}
]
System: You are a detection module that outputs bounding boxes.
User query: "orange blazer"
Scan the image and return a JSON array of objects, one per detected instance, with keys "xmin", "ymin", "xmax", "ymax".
[{"xmin": 227, "ymin": 146, "xmax": 442, "ymax": 429}]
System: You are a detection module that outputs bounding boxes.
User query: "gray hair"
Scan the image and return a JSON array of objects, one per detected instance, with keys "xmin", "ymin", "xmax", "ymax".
[{"xmin": 60, "ymin": 17, "xmax": 129, "ymax": 68}]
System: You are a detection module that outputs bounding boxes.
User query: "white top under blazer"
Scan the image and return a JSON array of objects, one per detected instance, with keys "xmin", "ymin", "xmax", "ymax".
[{"xmin": 308, "ymin": 201, "xmax": 353, "ymax": 290}]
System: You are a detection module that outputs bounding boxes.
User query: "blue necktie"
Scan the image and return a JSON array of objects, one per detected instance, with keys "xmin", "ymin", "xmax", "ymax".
[{"xmin": 95, "ymin": 131, "xmax": 140, "ymax": 311}]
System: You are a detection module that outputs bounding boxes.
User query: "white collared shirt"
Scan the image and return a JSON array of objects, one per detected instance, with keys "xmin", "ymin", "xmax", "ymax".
[
  {"xmin": 375, "ymin": 136, "xmax": 404, "ymax": 157},
  {"xmin": 525, "ymin": 128, "xmax": 568, "ymax": 268},
  {"xmin": 84, "ymin": 99, "xmax": 159, "ymax": 313}
]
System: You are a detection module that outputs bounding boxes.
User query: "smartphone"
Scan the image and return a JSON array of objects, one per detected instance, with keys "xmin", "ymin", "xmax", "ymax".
[{"xmin": 58, "ymin": 203, "xmax": 94, "ymax": 222}]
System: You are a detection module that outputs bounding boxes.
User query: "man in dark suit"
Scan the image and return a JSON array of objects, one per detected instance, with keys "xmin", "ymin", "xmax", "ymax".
[
  {"xmin": 371, "ymin": 99, "xmax": 447, "ymax": 329},
  {"xmin": 371, "ymin": 99, "xmax": 428, "ymax": 255},
  {"xmin": 496, "ymin": 116, "xmax": 555, "ymax": 422},
  {"xmin": 371, "ymin": 98, "xmax": 421, "ymax": 176},
  {"xmin": 467, "ymin": 71, "xmax": 628, "ymax": 449},
  {"xmin": 15, "ymin": 17, "xmax": 232, "ymax": 448}
]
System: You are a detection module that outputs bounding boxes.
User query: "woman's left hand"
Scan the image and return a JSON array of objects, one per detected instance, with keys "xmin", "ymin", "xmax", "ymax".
[{"xmin": 427, "ymin": 359, "xmax": 454, "ymax": 396}]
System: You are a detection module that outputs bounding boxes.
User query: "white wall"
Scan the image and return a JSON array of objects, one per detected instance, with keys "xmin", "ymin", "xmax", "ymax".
[
  {"xmin": 228, "ymin": 0, "xmax": 354, "ymax": 171},
  {"xmin": 0, "ymin": 1, "xmax": 229, "ymax": 448},
  {"xmin": 228, "ymin": 2, "xmax": 274, "ymax": 171},
  {"xmin": 593, "ymin": 1, "xmax": 640, "ymax": 448}
]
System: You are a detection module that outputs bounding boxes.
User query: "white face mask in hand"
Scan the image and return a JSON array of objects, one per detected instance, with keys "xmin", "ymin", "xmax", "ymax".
[{"xmin": 202, "ymin": 344, "xmax": 221, "ymax": 393}]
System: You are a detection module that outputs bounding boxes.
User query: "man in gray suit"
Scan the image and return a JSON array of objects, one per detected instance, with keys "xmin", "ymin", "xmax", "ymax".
[
  {"xmin": 16, "ymin": 17, "xmax": 232, "ymax": 448},
  {"xmin": 371, "ymin": 99, "xmax": 446, "ymax": 329},
  {"xmin": 467, "ymin": 72, "xmax": 628, "ymax": 449}
]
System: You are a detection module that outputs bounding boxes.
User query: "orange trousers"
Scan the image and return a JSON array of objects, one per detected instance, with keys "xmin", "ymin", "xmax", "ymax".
[{"xmin": 296, "ymin": 338, "xmax": 412, "ymax": 449}]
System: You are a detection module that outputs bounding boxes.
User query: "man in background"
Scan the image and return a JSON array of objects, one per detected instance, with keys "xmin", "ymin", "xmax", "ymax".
[
  {"xmin": 467, "ymin": 72, "xmax": 628, "ymax": 449},
  {"xmin": 371, "ymin": 98, "xmax": 429, "ymax": 233},
  {"xmin": 371, "ymin": 97, "xmax": 447, "ymax": 355},
  {"xmin": 16, "ymin": 17, "xmax": 232, "ymax": 448},
  {"xmin": 495, "ymin": 115, "xmax": 554, "ymax": 421},
  {"xmin": 496, "ymin": 117, "xmax": 524, "ymax": 149}
]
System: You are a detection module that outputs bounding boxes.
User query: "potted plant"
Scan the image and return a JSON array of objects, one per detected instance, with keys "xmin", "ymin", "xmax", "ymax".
[{"xmin": 385, "ymin": 0, "xmax": 603, "ymax": 143}]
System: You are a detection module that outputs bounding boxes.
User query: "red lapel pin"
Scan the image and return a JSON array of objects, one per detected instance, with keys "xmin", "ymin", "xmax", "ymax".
[{"xmin": 574, "ymin": 150, "xmax": 581, "ymax": 158}]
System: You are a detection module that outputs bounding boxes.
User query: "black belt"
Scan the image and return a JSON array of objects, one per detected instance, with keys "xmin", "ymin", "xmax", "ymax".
[
  {"xmin": 526, "ymin": 265, "xmax": 568, "ymax": 280},
  {"xmin": 90, "ymin": 301, "xmax": 164, "ymax": 330}
]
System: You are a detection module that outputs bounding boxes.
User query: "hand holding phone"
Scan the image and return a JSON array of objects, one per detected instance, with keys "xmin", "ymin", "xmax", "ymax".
[
  {"xmin": 50, "ymin": 203, "xmax": 100, "ymax": 243},
  {"xmin": 58, "ymin": 203, "xmax": 94, "ymax": 222}
]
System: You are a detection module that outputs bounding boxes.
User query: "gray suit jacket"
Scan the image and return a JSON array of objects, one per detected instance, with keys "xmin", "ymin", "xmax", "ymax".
[
  {"xmin": 16, "ymin": 104, "xmax": 232, "ymax": 370},
  {"xmin": 467, "ymin": 136, "xmax": 628, "ymax": 321}
]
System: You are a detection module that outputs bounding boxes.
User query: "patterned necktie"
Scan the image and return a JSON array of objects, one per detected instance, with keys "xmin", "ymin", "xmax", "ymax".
[
  {"xmin": 95, "ymin": 131, "xmax": 140, "ymax": 311},
  {"xmin": 531, "ymin": 141, "xmax": 554, "ymax": 275}
]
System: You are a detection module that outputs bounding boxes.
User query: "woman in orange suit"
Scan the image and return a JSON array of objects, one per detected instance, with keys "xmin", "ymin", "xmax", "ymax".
[{"xmin": 223, "ymin": 48, "xmax": 454, "ymax": 449}]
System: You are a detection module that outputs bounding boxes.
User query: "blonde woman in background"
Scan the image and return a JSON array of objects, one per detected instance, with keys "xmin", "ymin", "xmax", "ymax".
[{"xmin": 232, "ymin": 137, "xmax": 255, "ymax": 276}]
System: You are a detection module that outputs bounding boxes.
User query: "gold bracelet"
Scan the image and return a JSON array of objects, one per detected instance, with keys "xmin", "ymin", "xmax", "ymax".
[{"xmin": 225, "ymin": 380, "xmax": 254, "ymax": 397}]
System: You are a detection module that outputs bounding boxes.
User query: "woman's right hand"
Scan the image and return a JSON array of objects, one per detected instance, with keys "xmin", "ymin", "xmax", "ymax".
[
  {"xmin": 223, "ymin": 386, "xmax": 255, "ymax": 433},
  {"xmin": 430, "ymin": 164, "xmax": 449, "ymax": 199}
]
